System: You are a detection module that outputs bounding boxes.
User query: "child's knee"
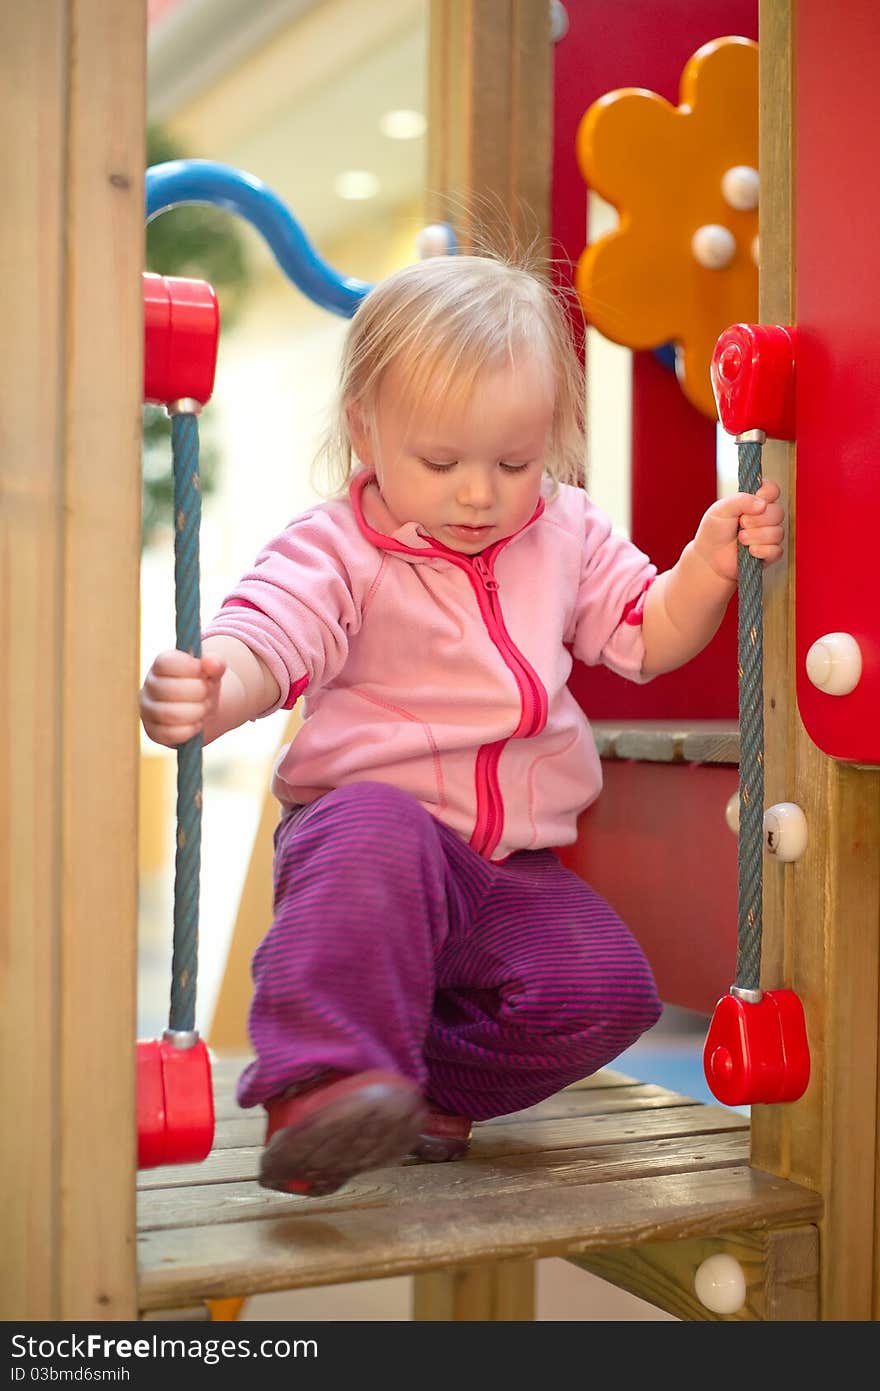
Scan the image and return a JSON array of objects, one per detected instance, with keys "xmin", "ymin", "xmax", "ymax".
[{"xmin": 510, "ymin": 935, "xmax": 661, "ymax": 1043}]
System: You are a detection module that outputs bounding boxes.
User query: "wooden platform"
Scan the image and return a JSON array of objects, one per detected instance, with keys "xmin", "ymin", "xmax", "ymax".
[
  {"xmin": 137, "ymin": 1056, "xmax": 822, "ymax": 1319},
  {"xmin": 590, "ymin": 719, "xmax": 740, "ymax": 765}
]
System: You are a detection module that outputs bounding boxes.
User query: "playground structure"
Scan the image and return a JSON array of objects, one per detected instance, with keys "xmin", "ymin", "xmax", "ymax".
[{"xmin": 3, "ymin": 0, "xmax": 879, "ymax": 1321}]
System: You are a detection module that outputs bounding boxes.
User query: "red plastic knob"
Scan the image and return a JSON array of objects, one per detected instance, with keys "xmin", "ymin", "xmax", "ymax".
[
  {"xmin": 703, "ymin": 988, "xmax": 810, "ymax": 1106},
  {"xmin": 710, "ymin": 323, "xmax": 797, "ymax": 439},
  {"xmin": 137, "ymin": 1036, "xmax": 215, "ymax": 1168},
  {"xmin": 143, "ymin": 272, "xmax": 220, "ymax": 407}
]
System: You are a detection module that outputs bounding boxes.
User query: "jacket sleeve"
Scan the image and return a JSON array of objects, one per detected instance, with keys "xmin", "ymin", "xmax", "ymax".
[
  {"xmin": 568, "ymin": 492, "xmax": 658, "ymax": 683},
  {"xmin": 201, "ymin": 510, "xmax": 366, "ymax": 714}
]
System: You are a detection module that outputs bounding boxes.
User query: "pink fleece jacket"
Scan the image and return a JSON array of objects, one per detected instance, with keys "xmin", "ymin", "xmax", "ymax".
[{"xmin": 203, "ymin": 470, "xmax": 656, "ymax": 862}]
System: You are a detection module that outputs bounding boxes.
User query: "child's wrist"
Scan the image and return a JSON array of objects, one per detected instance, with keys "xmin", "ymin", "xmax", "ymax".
[{"xmin": 686, "ymin": 539, "xmax": 737, "ymax": 590}]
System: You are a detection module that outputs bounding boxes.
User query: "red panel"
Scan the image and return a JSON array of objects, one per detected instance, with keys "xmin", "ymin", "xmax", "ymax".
[
  {"xmin": 569, "ymin": 354, "xmax": 736, "ymax": 720},
  {"xmin": 552, "ymin": 1, "xmax": 756, "ymax": 720},
  {"xmin": 795, "ymin": 1, "xmax": 880, "ymax": 762},
  {"xmin": 555, "ymin": 760, "xmax": 738, "ymax": 1015},
  {"xmin": 552, "ymin": 0, "xmax": 759, "ymax": 267}
]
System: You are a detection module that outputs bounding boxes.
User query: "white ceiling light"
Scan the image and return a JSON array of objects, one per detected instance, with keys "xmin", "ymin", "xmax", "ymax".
[
  {"xmin": 334, "ymin": 170, "xmax": 381, "ymax": 200},
  {"xmin": 379, "ymin": 108, "xmax": 427, "ymax": 140}
]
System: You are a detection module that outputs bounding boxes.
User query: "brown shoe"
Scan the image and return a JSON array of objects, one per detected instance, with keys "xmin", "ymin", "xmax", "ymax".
[
  {"xmin": 261, "ymin": 1070, "xmax": 427, "ymax": 1196},
  {"xmin": 411, "ymin": 1106, "xmax": 473, "ymax": 1162}
]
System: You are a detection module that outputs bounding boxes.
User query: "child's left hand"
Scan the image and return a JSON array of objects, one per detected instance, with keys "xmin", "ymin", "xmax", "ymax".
[{"xmin": 692, "ymin": 480, "xmax": 785, "ymax": 584}]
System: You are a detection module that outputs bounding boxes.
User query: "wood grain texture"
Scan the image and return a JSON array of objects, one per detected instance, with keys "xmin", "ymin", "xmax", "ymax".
[
  {"xmin": 136, "ymin": 1164, "xmax": 820, "ymax": 1311},
  {"xmin": 59, "ymin": 0, "xmax": 144, "ymax": 1321},
  {"xmin": 1, "ymin": 0, "xmax": 144, "ymax": 1321},
  {"xmin": 0, "ymin": 0, "xmax": 67, "ymax": 1321},
  {"xmin": 754, "ymin": 0, "xmax": 880, "ymax": 1322},
  {"xmin": 571, "ymin": 1224, "xmax": 819, "ymax": 1321},
  {"xmin": 136, "ymin": 1065, "xmax": 817, "ymax": 1313},
  {"xmin": 426, "ymin": 0, "xmax": 551, "ymax": 255},
  {"xmin": 138, "ymin": 1133, "xmax": 752, "ymax": 1230},
  {"xmin": 412, "ymin": 1260, "xmax": 535, "ymax": 1320},
  {"xmin": 590, "ymin": 720, "xmax": 739, "ymax": 765}
]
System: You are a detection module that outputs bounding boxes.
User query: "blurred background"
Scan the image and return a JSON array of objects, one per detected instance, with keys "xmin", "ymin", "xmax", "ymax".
[{"xmin": 140, "ymin": 0, "xmax": 731, "ymax": 1321}]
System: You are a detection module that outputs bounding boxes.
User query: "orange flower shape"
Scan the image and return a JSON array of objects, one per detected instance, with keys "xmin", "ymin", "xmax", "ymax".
[{"xmin": 575, "ymin": 36, "xmax": 758, "ymax": 419}]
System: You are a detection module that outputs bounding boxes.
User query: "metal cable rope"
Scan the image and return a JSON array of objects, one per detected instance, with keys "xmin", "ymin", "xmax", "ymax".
[
  {"xmin": 735, "ymin": 432, "xmax": 766, "ymax": 996},
  {"xmin": 168, "ymin": 406, "xmax": 202, "ymax": 1035}
]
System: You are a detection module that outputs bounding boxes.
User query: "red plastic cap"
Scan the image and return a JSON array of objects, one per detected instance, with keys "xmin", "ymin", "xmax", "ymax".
[
  {"xmin": 703, "ymin": 988, "xmax": 810, "ymax": 1107},
  {"xmin": 710, "ymin": 323, "xmax": 797, "ymax": 439},
  {"xmin": 137, "ymin": 1036, "xmax": 215, "ymax": 1168},
  {"xmin": 143, "ymin": 272, "xmax": 220, "ymax": 407}
]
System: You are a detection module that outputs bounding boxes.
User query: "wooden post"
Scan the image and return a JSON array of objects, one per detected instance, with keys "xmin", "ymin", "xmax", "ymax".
[
  {"xmin": 0, "ymin": 0, "xmax": 145, "ymax": 1319},
  {"xmin": 756, "ymin": 0, "xmax": 880, "ymax": 1320},
  {"xmin": 427, "ymin": 0, "xmax": 552, "ymax": 254},
  {"xmin": 412, "ymin": 1260, "xmax": 535, "ymax": 1320}
]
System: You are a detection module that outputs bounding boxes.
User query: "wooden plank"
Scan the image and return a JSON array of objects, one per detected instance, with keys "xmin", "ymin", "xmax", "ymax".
[
  {"xmin": 141, "ymin": 1104, "xmax": 748, "ymax": 1197},
  {"xmin": 426, "ymin": 0, "xmax": 551, "ymax": 255},
  {"xmin": 571, "ymin": 1223, "xmax": 819, "ymax": 1322},
  {"xmin": 754, "ymin": 0, "xmax": 880, "ymax": 1322},
  {"xmin": 59, "ymin": 0, "xmax": 144, "ymax": 1321},
  {"xmin": 412, "ymin": 1261, "xmax": 535, "ymax": 1320},
  {"xmin": 168, "ymin": 1084, "xmax": 722, "ymax": 1162},
  {"xmin": 136, "ymin": 1166, "xmax": 821, "ymax": 1310},
  {"xmin": 138, "ymin": 1103, "xmax": 746, "ymax": 1191},
  {"xmin": 0, "ymin": 0, "xmax": 67, "ymax": 1322},
  {"xmin": 138, "ymin": 1131, "xmax": 751, "ymax": 1231},
  {"xmin": 754, "ymin": 0, "xmax": 797, "ymax": 1092},
  {"xmin": 681, "ymin": 727, "xmax": 740, "ymax": 766},
  {"xmin": 1, "ymin": 0, "xmax": 143, "ymax": 1322},
  {"xmin": 591, "ymin": 721, "xmax": 739, "ymax": 765}
]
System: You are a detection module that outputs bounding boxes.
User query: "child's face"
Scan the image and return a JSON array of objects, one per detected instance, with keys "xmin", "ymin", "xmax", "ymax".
[{"xmin": 357, "ymin": 352, "xmax": 555, "ymax": 554}]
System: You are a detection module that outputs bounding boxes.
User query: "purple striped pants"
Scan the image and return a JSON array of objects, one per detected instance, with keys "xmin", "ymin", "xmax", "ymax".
[{"xmin": 237, "ymin": 781, "xmax": 661, "ymax": 1119}]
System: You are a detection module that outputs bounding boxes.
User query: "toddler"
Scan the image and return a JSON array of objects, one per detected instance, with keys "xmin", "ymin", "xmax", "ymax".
[{"xmin": 140, "ymin": 253, "xmax": 784, "ymax": 1196}]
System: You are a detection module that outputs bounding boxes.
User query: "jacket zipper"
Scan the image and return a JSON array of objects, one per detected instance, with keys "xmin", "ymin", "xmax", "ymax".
[
  {"xmin": 347, "ymin": 475, "xmax": 549, "ymax": 860},
  {"xmin": 464, "ymin": 548, "xmax": 548, "ymax": 858}
]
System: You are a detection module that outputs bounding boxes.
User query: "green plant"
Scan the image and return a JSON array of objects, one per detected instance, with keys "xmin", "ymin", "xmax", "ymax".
[{"xmin": 143, "ymin": 124, "xmax": 251, "ymax": 545}]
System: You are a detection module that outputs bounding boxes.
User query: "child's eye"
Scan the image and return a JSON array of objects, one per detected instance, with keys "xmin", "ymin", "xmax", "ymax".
[
  {"xmin": 420, "ymin": 459, "xmax": 456, "ymax": 472},
  {"xmin": 499, "ymin": 461, "xmax": 531, "ymax": 473}
]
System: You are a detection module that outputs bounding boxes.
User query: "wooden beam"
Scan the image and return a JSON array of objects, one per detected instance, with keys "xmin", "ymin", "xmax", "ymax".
[
  {"xmin": 571, "ymin": 1225, "xmax": 819, "ymax": 1321},
  {"xmin": 0, "ymin": 0, "xmax": 144, "ymax": 1319},
  {"xmin": 0, "ymin": 0, "xmax": 67, "ymax": 1320},
  {"xmin": 427, "ymin": 0, "xmax": 551, "ymax": 254},
  {"xmin": 755, "ymin": 0, "xmax": 880, "ymax": 1321}
]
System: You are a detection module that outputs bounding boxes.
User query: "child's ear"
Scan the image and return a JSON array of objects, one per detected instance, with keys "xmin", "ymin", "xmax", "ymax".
[{"xmin": 346, "ymin": 401, "xmax": 372, "ymax": 467}]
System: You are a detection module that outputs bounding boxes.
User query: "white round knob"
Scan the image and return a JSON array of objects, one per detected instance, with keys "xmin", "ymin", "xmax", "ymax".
[
  {"xmin": 763, "ymin": 801, "xmax": 808, "ymax": 862},
  {"xmin": 550, "ymin": 1, "xmax": 569, "ymax": 42},
  {"xmin": 694, "ymin": 1253, "xmax": 747, "ymax": 1314},
  {"xmin": 691, "ymin": 224, "xmax": 736, "ymax": 269},
  {"xmin": 805, "ymin": 631, "xmax": 863, "ymax": 696},
  {"xmin": 725, "ymin": 791, "xmax": 739, "ymax": 835},
  {"xmin": 415, "ymin": 223, "xmax": 455, "ymax": 259},
  {"xmin": 721, "ymin": 165, "xmax": 759, "ymax": 211}
]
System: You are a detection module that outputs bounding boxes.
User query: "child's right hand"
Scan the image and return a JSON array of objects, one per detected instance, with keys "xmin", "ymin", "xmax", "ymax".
[{"xmin": 139, "ymin": 649, "xmax": 227, "ymax": 748}]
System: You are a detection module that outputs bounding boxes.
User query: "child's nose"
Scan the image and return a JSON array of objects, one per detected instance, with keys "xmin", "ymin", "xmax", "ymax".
[{"xmin": 457, "ymin": 467, "xmax": 494, "ymax": 509}]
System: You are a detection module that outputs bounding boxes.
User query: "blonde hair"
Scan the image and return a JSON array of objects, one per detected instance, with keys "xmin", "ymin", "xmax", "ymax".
[{"xmin": 314, "ymin": 252, "xmax": 586, "ymax": 494}]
